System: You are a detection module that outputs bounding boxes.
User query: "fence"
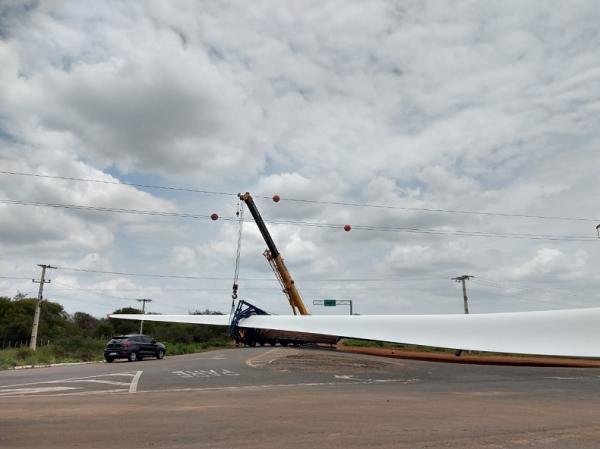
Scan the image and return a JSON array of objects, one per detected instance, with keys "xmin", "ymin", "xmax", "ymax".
[{"xmin": 1, "ymin": 336, "xmax": 109, "ymax": 350}]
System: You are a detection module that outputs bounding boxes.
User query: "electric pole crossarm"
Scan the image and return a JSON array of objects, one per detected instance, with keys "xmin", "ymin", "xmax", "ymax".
[{"xmin": 452, "ymin": 275, "xmax": 474, "ymax": 315}]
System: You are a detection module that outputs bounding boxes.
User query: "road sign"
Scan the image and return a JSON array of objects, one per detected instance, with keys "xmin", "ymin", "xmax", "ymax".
[{"xmin": 313, "ymin": 299, "xmax": 354, "ymax": 315}]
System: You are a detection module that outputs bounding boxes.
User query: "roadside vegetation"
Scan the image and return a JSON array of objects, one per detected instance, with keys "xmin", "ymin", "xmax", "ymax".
[
  {"xmin": 341, "ymin": 338, "xmax": 458, "ymax": 354},
  {"xmin": 0, "ymin": 295, "xmax": 231, "ymax": 369}
]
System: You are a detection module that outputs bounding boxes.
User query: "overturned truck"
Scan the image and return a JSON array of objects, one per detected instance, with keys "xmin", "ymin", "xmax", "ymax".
[{"xmin": 229, "ymin": 300, "xmax": 339, "ymax": 347}]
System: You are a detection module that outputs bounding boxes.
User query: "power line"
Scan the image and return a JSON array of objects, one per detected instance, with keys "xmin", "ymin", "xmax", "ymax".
[
  {"xmin": 2, "ymin": 170, "xmax": 599, "ymax": 223},
  {"xmin": 55, "ymin": 266, "xmax": 269, "ymax": 280},
  {"xmin": 2, "ymin": 198, "xmax": 598, "ymax": 242},
  {"xmin": 0, "ymin": 199, "xmax": 218, "ymax": 220},
  {"xmin": 52, "ymin": 266, "xmax": 448, "ymax": 283},
  {"xmin": 0, "ymin": 170, "xmax": 236, "ymax": 197}
]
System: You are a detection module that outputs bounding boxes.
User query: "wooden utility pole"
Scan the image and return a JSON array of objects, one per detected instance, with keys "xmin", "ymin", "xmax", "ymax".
[
  {"xmin": 452, "ymin": 275, "xmax": 474, "ymax": 314},
  {"xmin": 136, "ymin": 298, "xmax": 152, "ymax": 334},
  {"xmin": 30, "ymin": 264, "xmax": 56, "ymax": 350}
]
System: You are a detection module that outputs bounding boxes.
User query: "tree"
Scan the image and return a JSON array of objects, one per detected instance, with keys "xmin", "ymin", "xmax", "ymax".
[
  {"xmin": 109, "ymin": 307, "xmax": 143, "ymax": 335},
  {"xmin": 72, "ymin": 312, "xmax": 100, "ymax": 335}
]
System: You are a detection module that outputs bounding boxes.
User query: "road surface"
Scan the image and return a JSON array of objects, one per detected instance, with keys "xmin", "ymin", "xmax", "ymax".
[{"xmin": 1, "ymin": 347, "xmax": 600, "ymax": 448}]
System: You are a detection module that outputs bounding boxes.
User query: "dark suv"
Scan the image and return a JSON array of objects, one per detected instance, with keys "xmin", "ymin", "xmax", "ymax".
[{"xmin": 104, "ymin": 334, "xmax": 166, "ymax": 362}]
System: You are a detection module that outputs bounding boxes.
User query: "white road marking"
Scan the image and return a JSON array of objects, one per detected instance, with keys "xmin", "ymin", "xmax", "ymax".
[
  {"xmin": 0, "ymin": 371, "xmax": 140, "ymax": 397},
  {"xmin": 0, "ymin": 386, "xmax": 81, "ymax": 396},
  {"xmin": 0, "ymin": 377, "xmax": 420, "ymax": 398},
  {"xmin": 63, "ymin": 379, "xmax": 132, "ymax": 386},
  {"xmin": 333, "ymin": 374, "xmax": 416, "ymax": 383},
  {"xmin": 192, "ymin": 355, "xmax": 227, "ymax": 360},
  {"xmin": 135, "ymin": 378, "xmax": 421, "ymax": 395},
  {"xmin": 129, "ymin": 370, "xmax": 143, "ymax": 393},
  {"xmin": 544, "ymin": 376, "xmax": 592, "ymax": 380},
  {"xmin": 0, "ymin": 388, "xmax": 128, "ymax": 398},
  {"xmin": 172, "ymin": 369, "xmax": 240, "ymax": 378},
  {"xmin": 0, "ymin": 371, "xmax": 137, "ymax": 389},
  {"xmin": 246, "ymin": 348, "xmax": 299, "ymax": 368}
]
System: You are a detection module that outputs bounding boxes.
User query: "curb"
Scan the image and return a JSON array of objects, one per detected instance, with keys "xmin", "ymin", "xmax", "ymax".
[
  {"xmin": 338, "ymin": 346, "xmax": 600, "ymax": 368},
  {"xmin": 9, "ymin": 360, "xmax": 104, "ymax": 370}
]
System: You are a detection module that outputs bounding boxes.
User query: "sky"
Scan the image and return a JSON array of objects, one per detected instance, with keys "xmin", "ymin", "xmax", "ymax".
[{"xmin": 1, "ymin": 0, "xmax": 600, "ymax": 318}]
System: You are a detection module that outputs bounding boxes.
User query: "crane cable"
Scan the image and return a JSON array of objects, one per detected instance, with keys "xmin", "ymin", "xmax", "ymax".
[{"xmin": 231, "ymin": 200, "xmax": 245, "ymax": 300}]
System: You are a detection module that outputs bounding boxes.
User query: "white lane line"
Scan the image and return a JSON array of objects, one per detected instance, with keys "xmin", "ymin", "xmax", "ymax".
[
  {"xmin": 0, "ymin": 378, "xmax": 421, "ymax": 398},
  {"xmin": 129, "ymin": 370, "xmax": 143, "ymax": 393},
  {"xmin": 134, "ymin": 378, "xmax": 421, "ymax": 395},
  {"xmin": 63, "ymin": 379, "xmax": 132, "ymax": 386},
  {"xmin": 0, "ymin": 371, "xmax": 137, "ymax": 389},
  {"xmin": 246, "ymin": 348, "xmax": 299, "ymax": 368},
  {"xmin": 246, "ymin": 348, "xmax": 281, "ymax": 368},
  {"xmin": 0, "ymin": 388, "xmax": 127, "ymax": 398},
  {"xmin": 0, "ymin": 386, "xmax": 81, "ymax": 396},
  {"xmin": 544, "ymin": 376, "xmax": 592, "ymax": 380}
]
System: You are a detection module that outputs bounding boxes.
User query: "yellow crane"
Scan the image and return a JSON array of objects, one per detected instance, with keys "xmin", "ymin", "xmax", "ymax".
[{"xmin": 237, "ymin": 192, "xmax": 310, "ymax": 316}]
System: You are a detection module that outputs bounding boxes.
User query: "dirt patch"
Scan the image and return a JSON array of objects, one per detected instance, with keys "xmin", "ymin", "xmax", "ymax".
[
  {"xmin": 339, "ymin": 345, "xmax": 600, "ymax": 368},
  {"xmin": 268, "ymin": 351, "xmax": 402, "ymax": 374}
]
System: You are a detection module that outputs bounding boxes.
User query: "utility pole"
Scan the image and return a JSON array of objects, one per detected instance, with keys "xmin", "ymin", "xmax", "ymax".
[
  {"xmin": 136, "ymin": 298, "xmax": 152, "ymax": 334},
  {"xmin": 30, "ymin": 264, "xmax": 56, "ymax": 350},
  {"xmin": 452, "ymin": 275, "xmax": 474, "ymax": 314}
]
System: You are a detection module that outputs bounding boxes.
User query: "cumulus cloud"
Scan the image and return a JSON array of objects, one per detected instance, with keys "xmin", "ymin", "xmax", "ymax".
[
  {"xmin": 2, "ymin": 1, "xmax": 600, "ymax": 316},
  {"xmin": 506, "ymin": 248, "xmax": 589, "ymax": 281}
]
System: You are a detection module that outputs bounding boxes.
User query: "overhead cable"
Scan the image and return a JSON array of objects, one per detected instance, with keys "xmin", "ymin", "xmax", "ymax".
[
  {"xmin": 2, "ymin": 170, "xmax": 598, "ymax": 223},
  {"xmin": 52, "ymin": 266, "xmax": 449, "ymax": 283},
  {"xmin": 1, "ymin": 198, "xmax": 597, "ymax": 242}
]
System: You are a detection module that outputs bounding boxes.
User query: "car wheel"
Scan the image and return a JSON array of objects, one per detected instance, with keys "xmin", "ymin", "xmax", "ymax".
[
  {"xmin": 157, "ymin": 349, "xmax": 165, "ymax": 360},
  {"xmin": 105, "ymin": 357, "xmax": 114, "ymax": 363},
  {"xmin": 128, "ymin": 351, "xmax": 138, "ymax": 362}
]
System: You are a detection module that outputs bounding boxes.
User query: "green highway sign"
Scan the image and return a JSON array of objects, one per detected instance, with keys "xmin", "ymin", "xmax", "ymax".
[{"xmin": 324, "ymin": 299, "xmax": 337, "ymax": 307}]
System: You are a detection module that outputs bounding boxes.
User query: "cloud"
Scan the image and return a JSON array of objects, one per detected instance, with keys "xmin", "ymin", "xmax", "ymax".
[
  {"xmin": 507, "ymin": 248, "xmax": 589, "ymax": 281},
  {"xmin": 2, "ymin": 1, "xmax": 600, "ymax": 316}
]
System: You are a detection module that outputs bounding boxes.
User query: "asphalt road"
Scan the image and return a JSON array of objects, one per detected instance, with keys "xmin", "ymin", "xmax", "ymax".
[{"xmin": 1, "ymin": 347, "xmax": 600, "ymax": 448}]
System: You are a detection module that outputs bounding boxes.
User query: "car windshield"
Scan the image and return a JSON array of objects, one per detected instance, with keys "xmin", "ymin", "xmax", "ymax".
[{"xmin": 111, "ymin": 336, "xmax": 128, "ymax": 340}]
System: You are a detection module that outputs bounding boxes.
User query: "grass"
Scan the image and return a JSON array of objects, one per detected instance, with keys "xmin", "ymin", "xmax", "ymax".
[
  {"xmin": 164, "ymin": 339, "xmax": 232, "ymax": 355},
  {"xmin": 0, "ymin": 345, "xmax": 102, "ymax": 369},
  {"xmin": 0, "ymin": 338, "xmax": 234, "ymax": 369},
  {"xmin": 341, "ymin": 338, "xmax": 459, "ymax": 354}
]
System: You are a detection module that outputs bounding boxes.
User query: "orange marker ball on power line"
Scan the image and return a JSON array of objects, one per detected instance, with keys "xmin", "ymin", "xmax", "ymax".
[
  {"xmin": 344, "ymin": 224, "xmax": 352, "ymax": 232},
  {"xmin": 210, "ymin": 213, "xmax": 219, "ymax": 221},
  {"xmin": 272, "ymin": 194, "xmax": 281, "ymax": 203}
]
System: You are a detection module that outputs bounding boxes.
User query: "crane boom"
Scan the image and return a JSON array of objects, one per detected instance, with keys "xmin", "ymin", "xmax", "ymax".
[{"xmin": 239, "ymin": 192, "xmax": 310, "ymax": 316}]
